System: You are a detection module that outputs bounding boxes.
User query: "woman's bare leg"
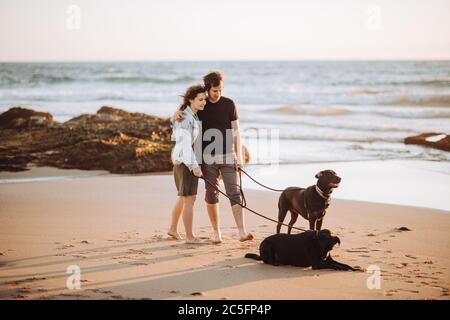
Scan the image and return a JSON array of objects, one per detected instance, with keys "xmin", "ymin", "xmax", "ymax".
[
  {"xmin": 168, "ymin": 196, "xmax": 184, "ymax": 240},
  {"xmin": 182, "ymin": 195, "xmax": 196, "ymax": 241}
]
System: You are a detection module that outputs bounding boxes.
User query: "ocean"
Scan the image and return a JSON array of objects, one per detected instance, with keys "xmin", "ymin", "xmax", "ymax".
[
  {"xmin": 1, "ymin": 61, "xmax": 449, "ymax": 210},
  {"xmin": 1, "ymin": 61, "xmax": 449, "ymax": 165}
]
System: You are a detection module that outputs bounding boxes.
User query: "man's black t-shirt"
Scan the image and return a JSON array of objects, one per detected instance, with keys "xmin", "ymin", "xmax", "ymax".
[{"xmin": 197, "ymin": 96, "xmax": 238, "ymax": 156}]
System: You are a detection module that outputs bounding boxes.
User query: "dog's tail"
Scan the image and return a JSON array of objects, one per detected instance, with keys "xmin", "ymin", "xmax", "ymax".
[{"xmin": 245, "ymin": 253, "xmax": 262, "ymax": 260}]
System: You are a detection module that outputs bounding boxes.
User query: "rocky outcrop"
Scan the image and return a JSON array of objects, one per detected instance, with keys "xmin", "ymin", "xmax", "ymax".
[
  {"xmin": 0, "ymin": 106, "xmax": 251, "ymax": 173},
  {"xmin": 0, "ymin": 107, "xmax": 53, "ymax": 129},
  {"xmin": 404, "ymin": 132, "xmax": 450, "ymax": 152},
  {"xmin": 0, "ymin": 106, "xmax": 174, "ymax": 173}
]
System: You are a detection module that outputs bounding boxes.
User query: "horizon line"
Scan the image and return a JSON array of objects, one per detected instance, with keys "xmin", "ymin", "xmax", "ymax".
[{"xmin": 1, "ymin": 58, "xmax": 450, "ymax": 63}]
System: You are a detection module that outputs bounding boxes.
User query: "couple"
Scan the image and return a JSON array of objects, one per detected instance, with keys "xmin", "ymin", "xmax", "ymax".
[{"xmin": 168, "ymin": 71, "xmax": 254, "ymax": 244}]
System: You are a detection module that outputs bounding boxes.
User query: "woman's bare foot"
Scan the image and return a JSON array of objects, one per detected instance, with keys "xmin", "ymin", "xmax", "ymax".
[
  {"xmin": 212, "ymin": 232, "xmax": 222, "ymax": 244},
  {"xmin": 167, "ymin": 230, "xmax": 183, "ymax": 240},
  {"xmin": 239, "ymin": 233, "xmax": 254, "ymax": 242}
]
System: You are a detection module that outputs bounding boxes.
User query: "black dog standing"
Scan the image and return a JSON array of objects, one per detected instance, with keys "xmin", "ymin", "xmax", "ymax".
[{"xmin": 277, "ymin": 170, "xmax": 341, "ymax": 233}]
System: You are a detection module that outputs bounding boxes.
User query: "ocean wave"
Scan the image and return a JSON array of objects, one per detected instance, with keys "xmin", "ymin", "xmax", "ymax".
[
  {"xmin": 264, "ymin": 105, "xmax": 351, "ymax": 116},
  {"xmin": 0, "ymin": 73, "xmax": 196, "ymax": 85},
  {"xmin": 383, "ymin": 96, "xmax": 450, "ymax": 107},
  {"xmin": 241, "ymin": 117, "xmax": 419, "ymax": 134},
  {"xmin": 373, "ymin": 110, "xmax": 450, "ymax": 119},
  {"xmin": 351, "ymin": 88, "xmax": 387, "ymax": 95},
  {"xmin": 242, "ymin": 129, "xmax": 404, "ymax": 143},
  {"xmin": 276, "ymin": 135, "xmax": 402, "ymax": 143},
  {"xmin": 390, "ymin": 79, "xmax": 450, "ymax": 87},
  {"xmin": 0, "ymin": 75, "xmax": 76, "ymax": 85},
  {"xmin": 99, "ymin": 74, "xmax": 196, "ymax": 84},
  {"xmin": 331, "ymin": 78, "xmax": 450, "ymax": 88},
  {"xmin": 262, "ymin": 103, "xmax": 450, "ymax": 120}
]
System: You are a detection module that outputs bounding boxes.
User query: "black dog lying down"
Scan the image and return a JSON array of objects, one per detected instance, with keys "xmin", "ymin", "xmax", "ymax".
[{"xmin": 245, "ymin": 229, "xmax": 360, "ymax": 271}]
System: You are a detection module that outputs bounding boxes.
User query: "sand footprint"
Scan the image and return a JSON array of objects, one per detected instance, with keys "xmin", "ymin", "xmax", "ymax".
[
  {"xmin": 397, "ymin": 288, "xmax": 419, "ymax": 294},
  {"xmin": 384, "ymin": 289, "xmax": 397, "ymax": 296},
  {"xmin": 56, "ymin": 244, "xmax": 75, "ymax": 250}
]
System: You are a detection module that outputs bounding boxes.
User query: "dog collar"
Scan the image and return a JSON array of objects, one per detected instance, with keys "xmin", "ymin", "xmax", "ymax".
[{"xmin": 315, "ymin": 185, "xmax": 329, "ymax": 200}]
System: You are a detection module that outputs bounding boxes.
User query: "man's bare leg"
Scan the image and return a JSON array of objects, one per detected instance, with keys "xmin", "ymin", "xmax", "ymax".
[
  {"xmin": 206, "ymin": 202, "xmax": 222, "ymax": 243},
  {"xmin": 231, "ymin": 204, "xmax": 253, "ymax": 241}
]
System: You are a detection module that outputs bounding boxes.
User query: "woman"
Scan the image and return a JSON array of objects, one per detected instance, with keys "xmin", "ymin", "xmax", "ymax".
[{"xmin": 168, "ymin": 84, "xmax": 206, "ymax": 244}]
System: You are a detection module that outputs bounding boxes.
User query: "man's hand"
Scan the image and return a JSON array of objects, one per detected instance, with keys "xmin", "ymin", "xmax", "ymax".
[
  {"xmin": 193, "ymin": 166, "xmax": 203, "ymax": 177},
  {"xmin": 171, "ymin": 110, "xmax": 185, "ymax": 123},
  {"xmin": 235, "ymin": 162, "xmax": 244, "ymax": 171}
]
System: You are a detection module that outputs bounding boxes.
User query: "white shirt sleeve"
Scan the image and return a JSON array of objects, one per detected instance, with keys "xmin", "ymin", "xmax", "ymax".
[{"xmin": 172, "ymin": 117, "xmax": 200, "ymax": 171}]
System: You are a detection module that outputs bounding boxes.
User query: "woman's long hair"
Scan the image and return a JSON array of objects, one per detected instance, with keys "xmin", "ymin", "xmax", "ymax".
[{"xmin": 179, "ymin": 84, "xmax": 206, "ymax": 111}]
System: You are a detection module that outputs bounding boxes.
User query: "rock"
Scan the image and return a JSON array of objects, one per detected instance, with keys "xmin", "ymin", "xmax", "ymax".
[
  {"xmin": 395, "ymin": 227, "xmax": 412, "ymax": 232},
  {"xmin": 0, "ymin": 106, "xmax": 252, "ymax": 174},
  {"xmin": 0, "ymin": 107, "xmax": 53, "ymax": 129},
  {"xmin": 190, "ymin": 292, "xmax": 204, "ymax": 296},
  {"xmin": 0, "ymin": 106, "xmax": 173, "ymax": 173},
  {"xmin": 404, "ymin": 132, "xmax": 450, "ymax": 152}
]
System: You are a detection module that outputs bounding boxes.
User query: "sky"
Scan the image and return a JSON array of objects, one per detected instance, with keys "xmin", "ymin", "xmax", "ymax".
[{"xmin": 1, "ymin": 0, "xmax": 449, "ymax": 61}]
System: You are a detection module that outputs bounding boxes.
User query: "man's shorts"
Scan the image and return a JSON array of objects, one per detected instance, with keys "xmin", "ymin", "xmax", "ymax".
[{"xmin": 202, "ymin": 162, "xmax": 241, "ymax": 206}]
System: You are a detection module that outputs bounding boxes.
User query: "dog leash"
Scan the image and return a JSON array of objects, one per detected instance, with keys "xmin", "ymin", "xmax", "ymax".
[
  {"xmin": 195, "ymin": 170, "xmax": 308, "ymax": 232},
  {"xmin": 238, "ymin": 167, "xmax": 286, "ymax": 192},
  {"xmin": 239, "ymin": 168, "xmax": 306, "ymax": 193},
  {"xmin": 238, "ymin": 167, "xmax": 333, "ymax": 220}
]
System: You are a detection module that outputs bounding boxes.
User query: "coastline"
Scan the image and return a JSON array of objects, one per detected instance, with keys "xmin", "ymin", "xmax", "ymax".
[{"xmin": 2, "ymin": 159, "xmax": 449, "ymax": 212}]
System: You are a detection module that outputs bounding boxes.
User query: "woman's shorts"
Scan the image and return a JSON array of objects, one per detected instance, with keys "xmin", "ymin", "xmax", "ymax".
[{"xmin": 173, "ymin": 163, "xmax": 199, "ymax": 196}]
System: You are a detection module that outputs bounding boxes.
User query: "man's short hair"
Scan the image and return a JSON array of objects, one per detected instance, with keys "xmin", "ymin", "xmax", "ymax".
[{"xmin": 203, "ymin": 71, "xmax": 224, "ymax": 91}]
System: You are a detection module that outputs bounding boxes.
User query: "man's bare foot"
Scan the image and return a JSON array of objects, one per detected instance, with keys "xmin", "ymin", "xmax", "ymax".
[
  {"xmin": 186, "ymin": 237, "xmax": 205, "ymax": 245},
  {"xmin": 167, "ymin": 230, "xmax": 183, "ymax": 240},
  {"xmin": 239, "ymin": 233, "xmax": 254, "ymax": 242}
]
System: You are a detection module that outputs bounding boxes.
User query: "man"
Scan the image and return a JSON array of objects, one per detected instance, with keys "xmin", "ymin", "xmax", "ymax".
[{"xmin": 172, "ymin": 71, "xmax": 253, "ymax": 243}]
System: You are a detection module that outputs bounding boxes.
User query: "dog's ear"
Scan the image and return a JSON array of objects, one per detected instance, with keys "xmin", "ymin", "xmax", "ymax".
[
  {"xmin": 315, "ymin": 171, "xmax": 323, "ymax": 179},
  {"xmin": 317, "ymin": 229, "xmax": 332, "ymax": 239}
]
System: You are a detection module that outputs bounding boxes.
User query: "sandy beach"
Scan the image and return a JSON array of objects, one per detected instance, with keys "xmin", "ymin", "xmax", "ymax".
[{"xmin": 0, "ymin": 166, "xmax": 449, "ymax": 300}]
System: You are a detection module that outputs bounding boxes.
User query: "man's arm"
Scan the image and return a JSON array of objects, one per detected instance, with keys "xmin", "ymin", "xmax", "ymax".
[
  {"xmin": 231, "ymin": 120, "xmax": 244, "ymax": 168},
  {"xmin": 170, "ymin": 110, "xmax": 185, "ymax": 124}
]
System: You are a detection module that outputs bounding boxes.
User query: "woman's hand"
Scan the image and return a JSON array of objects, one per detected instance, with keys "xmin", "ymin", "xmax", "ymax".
[{"xmin": 193, "ymin": 166, "xmax": 203, "ymax": 177}]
